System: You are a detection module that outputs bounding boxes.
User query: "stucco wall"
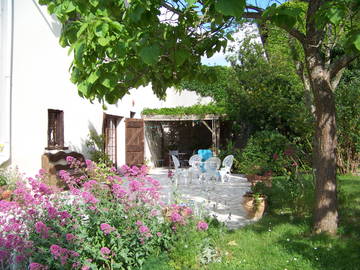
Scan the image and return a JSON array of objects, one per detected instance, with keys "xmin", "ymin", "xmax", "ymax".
[{"xmin": 6, "ymin": 0, "xmax": 211, "ymax": 176}]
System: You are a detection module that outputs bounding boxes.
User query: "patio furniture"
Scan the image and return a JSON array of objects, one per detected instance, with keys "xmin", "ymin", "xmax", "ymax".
[
  {"xmin": 203, "ymin": 156, "xmax": 221, "ymax": 182},
  {"xmin": 187, "ymin": 154, "xmax": 202, "ymax": 183},
  {"xmin": 169, "ymin": 150, "xmax": 179, "ymax": 168},
  {"xmin": 197, "ymin": 149, "xmax": 213, "ymax": 172},
  {"xmin": 171, "ymin": 155, "xmax": 187, "ymax": 185},
  {"xmin": 219, "ymin": 155, "xmax": 234, "ymax": 183}
]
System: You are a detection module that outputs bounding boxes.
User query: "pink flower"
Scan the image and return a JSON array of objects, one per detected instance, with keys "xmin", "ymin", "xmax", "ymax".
[
  {"xmin": 112, "ymin": 184, "xmax": 127, "ymax": 199},
  {"xmin": 100, "ymin": 247, "xmax": 111, "ymax": 255},
  {"xmin": 81, "ymin": 191, "xmax": 99, "ymax": 204},
  {"xmin": 100, "ymin": 223, "xmax": 115, "ymax": 235},
  {"xmin": 139, "ymin": 225, "xmax": 150, "ymax": 234},
  {"xmin": 29, "ymin": 263, "xmax": 48, "ymax": 270},
  {"xmin": 272, "ymin": 153, "xmax": 279, "ymax": 160},
  {"xmin": 197, "ymin": 221, "xmax": 208, "ymax": 231},
  {"xmin": 35, "ymin": 221, "xmax": 49, "ymax": 239},
  {"xmin": 66, "ymin": 233, "xmax": 75, "ymax": 241},
  {"xmin": 129, "ymin": 180, "xmax": 143, "ymax": 192},
  {"xmin": 135, "ymin": 220, "xmax": 143, "ymax": 226},
  {"xmin": 82, "ymin": 266, "xmax": 90, "ymax": 270},
  {"xmin": 171, "ymin": 212, "xmax": 182, "ymax": 223},
  {"xmin": 66, "ymin": 156, "xmax": 74, "ymax": 163},
  {"xmin": 156, "ymin": 232, "xmax": 162, "ymax": 237},
  {"xmin": 50, "ymin": 244, "xmax": 62, "ymax": 257}
]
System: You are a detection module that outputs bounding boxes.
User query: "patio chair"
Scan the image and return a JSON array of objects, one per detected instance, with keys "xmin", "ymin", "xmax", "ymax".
[
  {"xmin": 219, "ymin": 155, "xmax": 234, "ymax": 183},
  {"xmin": 171, "ymin": 155, "xmax": 186, "ymax": 186},
  {"xmin": 203, "ymin": 157, "xmax": 221, "ymax": 182},
  {"xmin": 187, "ymin": 154, "xmax": 202, "ymax": 183},
  {"xmin": 169, "ymin": 150, "xmax": 179, "ymax": 168}
]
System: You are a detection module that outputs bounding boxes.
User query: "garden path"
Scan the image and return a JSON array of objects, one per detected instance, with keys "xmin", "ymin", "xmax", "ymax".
[{"xmin": 149, "ymin": 168, "xmax": 254, "ymax": 229}]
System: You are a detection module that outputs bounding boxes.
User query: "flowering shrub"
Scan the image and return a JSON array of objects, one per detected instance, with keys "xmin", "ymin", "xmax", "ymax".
[{"xmin": 0, "ymin": 159, "xmax": 208, "ymax": 269}]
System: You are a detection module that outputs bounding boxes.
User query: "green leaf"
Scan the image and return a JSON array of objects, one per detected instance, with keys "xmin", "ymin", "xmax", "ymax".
[
  {"xmin": 98, "ymin": 37, "xmax": 110, "ymax": 46},
  {"xmin": 130, "ymin": 5, "xmax": 145, "ymax": 22},
  {"xmin": 139, "ymin": 44, "xmax": 160, "ymax": 65},
  {"xmin": 88, "ymin": 70, "xmax": 100, "ymax": 84},
  {"xmin": 353, "ymin": 33, "xmax": 360, "ymax": 51},
  {"xmin": 89, "ymin": 0, "xmax": 99, "ymax": 7},
  {"xmin": 95, "ymin": 22, "xmax": 109, "ymax": 37},
  {"xmin": 174, "ymin": 49, "xmax": 189, "ymax": 66},
  {"xmin": 74, "ymin": 42, "xmax": 85, "ymax": 65},
  {"xmin": 77, "ymin": 23, "xmax": 88, "ymax": 38},
  {"xmin": 215, "ymin": 0, "xmax": 245, "ymax": 17},
  {"xmin": 78, "ymin": 81, "xmax": 90, "ymax": 96},
  {"xmin": 328, "ymin": 6, "xmax": 345, "ymax": 25},
  {"xmin": 185, "ymin": 0, "xmax": 197, "ymax": 6}
]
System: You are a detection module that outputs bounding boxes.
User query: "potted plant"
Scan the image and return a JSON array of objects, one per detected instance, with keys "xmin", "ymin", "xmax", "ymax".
[
  {"xmin": 242, "ymin": 182, "xmax": 268, "ymax": 220},
  {"xmin": 0, "ymin": 167, "xmax": 22, "ymax": 201}
]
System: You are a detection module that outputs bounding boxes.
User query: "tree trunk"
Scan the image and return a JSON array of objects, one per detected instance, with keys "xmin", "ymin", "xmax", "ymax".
[{"xmin": 308, "ymin": 63, "xmax": 338, "ymax": 235}]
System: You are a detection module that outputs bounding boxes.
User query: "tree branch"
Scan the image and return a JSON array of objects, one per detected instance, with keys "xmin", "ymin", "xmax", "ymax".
[
  {"xmin": 243, "ymin": 12, "xmax": 262, "ymax": 19},
  {"xmin": 330, "ymin": 54, "xmax": 359, "ymax": 79},
  {"xmin": 287, "ymin": 28, "xmax": 306, "ymax": 45}
]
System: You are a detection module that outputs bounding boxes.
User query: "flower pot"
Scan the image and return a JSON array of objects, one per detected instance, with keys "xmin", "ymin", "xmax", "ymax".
[
  {"xmin": 242, "ymin": 193, "xmax": 266, "ymax": 221},
  {"xmin": 0, "ymin": 186, "xmax": 13, "ymax": 201}
]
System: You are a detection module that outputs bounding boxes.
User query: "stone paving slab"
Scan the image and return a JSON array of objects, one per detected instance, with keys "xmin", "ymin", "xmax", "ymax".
[{"xmin": 149, "ymin": 168, "xmax": 254, "ymax": 229}]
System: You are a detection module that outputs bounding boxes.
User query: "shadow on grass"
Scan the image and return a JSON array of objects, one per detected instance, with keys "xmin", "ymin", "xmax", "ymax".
[{"xmin": 277, "ymin": 232, "xmax": 360, "ymax": 270}]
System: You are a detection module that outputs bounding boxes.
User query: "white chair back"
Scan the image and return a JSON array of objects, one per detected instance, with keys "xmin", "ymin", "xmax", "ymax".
[
  {"xmin": 204, "ymin": 157, "xmax": 221, "ymax": 172},
  {"xmin": 171, "ymin": 155, "xmax": 180, "ymax": 169},
  {"xmin": 222, "ymin": 155, "xmax": 234, "ymax": 172},
  {"xmin": 189, "ymin": 154, "xmax": 202, "ymax": 168}
]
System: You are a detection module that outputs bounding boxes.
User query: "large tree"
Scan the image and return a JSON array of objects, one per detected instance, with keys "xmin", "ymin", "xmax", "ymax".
[{"xmin": 39, "ymin": 0, "xmax": 360, "ymax": 234}]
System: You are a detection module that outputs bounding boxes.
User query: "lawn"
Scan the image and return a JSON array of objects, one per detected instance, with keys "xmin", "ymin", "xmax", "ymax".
[{"xmin": 157, "ymin": 175, "xmax": 360, "ymax": 270}]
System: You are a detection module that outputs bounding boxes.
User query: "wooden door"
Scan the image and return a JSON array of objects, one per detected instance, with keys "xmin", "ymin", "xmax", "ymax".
[{"xmin": 125, "ymin": 118, "xmax": 144, "ymax": 166}]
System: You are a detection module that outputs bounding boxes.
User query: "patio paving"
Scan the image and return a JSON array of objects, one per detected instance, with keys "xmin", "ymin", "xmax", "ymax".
[{"xmin": 149, "ymin": 168, "xmax": 254, "ymax": 229}]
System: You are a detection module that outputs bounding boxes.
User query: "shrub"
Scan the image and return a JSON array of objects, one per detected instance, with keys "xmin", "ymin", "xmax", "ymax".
[
  {"xmin": 0, "ymin": 159, "xmax": 206, "ymax": 269},
  {"xmin": 238, "ymin": 130, "xmax": 310, "ymax": 176}
]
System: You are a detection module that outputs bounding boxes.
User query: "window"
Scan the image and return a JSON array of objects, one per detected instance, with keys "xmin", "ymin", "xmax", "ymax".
[
  {"xmin": 103, "ymin": 114, "xmax": 122, "ymax": 166},
  {"xmin": 130, "ymin": 111, "xmax": 136, "ymax": 118},
  {"xmin": 47, "ymin": 109, "xmax": 67, "ymax": 150}
]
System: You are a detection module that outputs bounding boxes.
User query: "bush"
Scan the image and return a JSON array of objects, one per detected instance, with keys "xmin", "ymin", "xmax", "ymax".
[
  {"xmin": 238, "ymin": 130, "xmax": 293, "ymax": 175},
  {"xmin": 0, "ymin": 159, "xmax": 210, "ymax": 269}
]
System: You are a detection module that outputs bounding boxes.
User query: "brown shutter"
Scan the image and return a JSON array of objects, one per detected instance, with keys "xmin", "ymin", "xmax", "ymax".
[{"xmin": 125, "ymin": 118, "xmax": 144, "ymax": 166}]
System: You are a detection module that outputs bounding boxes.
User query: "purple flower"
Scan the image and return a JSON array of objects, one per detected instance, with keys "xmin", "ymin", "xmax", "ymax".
[
  {"xmin": 35, "ymin": 221, "xmax": 49, "ymax": 238},
  {"xmin": 66, "ymin": 156, "xmax": 74, "ymax": 163},
  {"xmin": 66, "ymin": 233, "xmax": 75, "ymax": 241},
  {"xmin": 29, "ymin": 263, "xmax": 47, "ymax": 270},
  {"xmin": 135, "ymin": 220, "xmax": 143, "ymax": 226},
  {"xmin": 170, "ymin": 212, "xmax": 182, "ymax": 223},
  {"xmin": 81, "ymin": 191, "xmax": 99, "ymax": 204},
  {"xmin": 50, "ymin": 244, "xmax": 62, "ymax": 257},
  {"xmin": 197, "ymin": 221, "xmax": 208, "ymax": 231},
  {"xmin": 139, "ymin": 225, "xmax": 150, "ymax": 234},
  {"xmin": 100, "ymin": 247, "xmax": 111, "ymax": 255},
  {"xmin": 100, "ymin": 223, "xmax": 115, "ymax": 235}
]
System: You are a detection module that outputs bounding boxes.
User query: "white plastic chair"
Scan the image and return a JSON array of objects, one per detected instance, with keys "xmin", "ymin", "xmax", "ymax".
[
  {"xmin": 187, "ymin": 154, "xmax": 202, "ymax": 183},
  {"xmin": 203, "ymin": 157, "xmax": 221, "ymax": 182},
  {"xmin": 219, "ymin": 155, "xmax": 234, "ymax": 183},
  {"xmin": 171, "ymin": 155, "xmax": 185, "ymax": 186}
]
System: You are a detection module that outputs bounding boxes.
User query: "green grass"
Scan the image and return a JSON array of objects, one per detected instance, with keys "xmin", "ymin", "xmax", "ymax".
[{"xmin": 146, "ymin": 175, "xmax": 360, "ymax": 270}]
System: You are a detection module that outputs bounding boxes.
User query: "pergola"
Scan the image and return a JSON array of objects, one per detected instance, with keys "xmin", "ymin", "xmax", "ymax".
[{"xmin": 142, "ymin": 114, "xmax": 221, "ymax": 155}]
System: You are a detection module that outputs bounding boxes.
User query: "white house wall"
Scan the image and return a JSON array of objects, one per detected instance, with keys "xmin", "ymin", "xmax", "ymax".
[{"xmin": 4, "ymin": 0, "xmax": 211, "ymax": 176}]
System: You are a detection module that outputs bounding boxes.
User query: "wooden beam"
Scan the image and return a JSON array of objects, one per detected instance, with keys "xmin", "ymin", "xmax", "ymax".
[{"xmin": 201, "ymin": 120, "xmax": 213, "ymax": 134}]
